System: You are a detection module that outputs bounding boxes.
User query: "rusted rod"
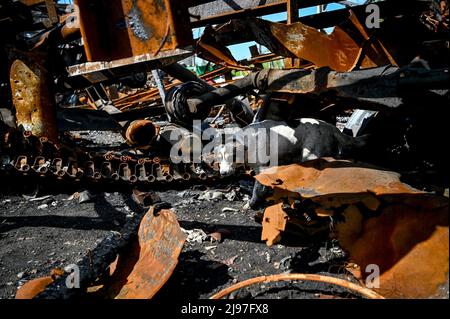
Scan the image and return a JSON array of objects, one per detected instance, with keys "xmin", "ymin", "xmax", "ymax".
[{"xmin": 210, "ymin": 273, "xmax": 385, "ymax": 299}]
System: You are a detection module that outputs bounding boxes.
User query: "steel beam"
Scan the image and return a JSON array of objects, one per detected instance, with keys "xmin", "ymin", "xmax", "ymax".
[
  {"xmin": 189, "ymin": 0, "xmax": 344, "ymax": 28},
  {"xmin": 186, "ymin": 67, "xmax": 450, "ymax": 113},
  {"xmin": 198, "ymin": 0, "xmax": 429, "ymax": 47}
]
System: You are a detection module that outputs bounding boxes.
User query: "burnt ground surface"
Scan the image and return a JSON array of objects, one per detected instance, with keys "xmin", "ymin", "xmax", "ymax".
[
  {"xmin": 0, "ymin": 177, "xmax": 359, "ymax": 300},
  {"xmin": 0, "ymin": 181, "xmax": 133, "ymax": 299}
]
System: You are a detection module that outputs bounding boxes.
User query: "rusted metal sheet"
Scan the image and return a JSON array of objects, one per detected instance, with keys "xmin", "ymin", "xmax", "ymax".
[
  {"xmin": 261, "ymin": 203, "xmax": 288, "ymax": 246},
  {"xmin": 104, "ymin": 207, "xmax": 186, "ymax": 299},
  {"xmin": 255, "ymin": 159, "xmax": 424, "ymax": 202},
  {"xmin": 196, "ymin": 31, "xmax": 253, "ymax": 71},
  {"xmin": 15, "ymin": 269, "xmax": 64, "ymax": 299},
  {"xmin": 334, "ymin": 202, "xmax": 449, "ymax": 299},
  {"xmin": 9, "ymin": 54, "xmax": 59, "ymax": 144},
  {"xmin": 255, "ymin": 158, "xmax": 449, "ymax": 298},
  {"xmin": 198, "ymin": 15, "xmax": 387, "ymax": 72},
  {"xmin": 196, "ymin": 1, "xmax": 434, "ymax": 69},
  {"xmin": 75, "ymin": 0, "xmax": 193, "ymax": 62},
  {"xmin": 14, "ymin": 207, "xmax": 185, "ymax": 299}
]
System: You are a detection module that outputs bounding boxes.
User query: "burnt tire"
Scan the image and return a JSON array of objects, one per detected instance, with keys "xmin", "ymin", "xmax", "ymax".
[{"xmin": 164, "ymin": 81, "xmax": 210, "ymax": 127}]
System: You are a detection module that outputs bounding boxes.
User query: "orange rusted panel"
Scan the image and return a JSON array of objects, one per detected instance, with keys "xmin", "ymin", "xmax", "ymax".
[
  {"xmin": 255, "ymin": 158, "xmax": 423, "ymax": 207},
  {"xmin": 268, "ymin": 21, "xmax": 364, "ymax": 72},
  {"xmin": 15, "ymin": 269, "xmax": 64, "ymax": 299},
  {"xmin": 198, "ymin": 13, "xmax": 389, "ymax": 72},
  {"xmin": 75, "ymin": 0, "xmax": 193, "ymax": 62},
  {"xmin": 16, "ymin": 277, "xmax": 54, "ymax": 299},
  {"xmin": 107, "ymin": 207, "xmax": 186, "ymax": 299},
  {"xmin": 196, "ymin": 33, "xmax": 253, "ymax": 71},
  {"xmin": 256, "ymin": 159, "xmax": 449, "ymax": 298},
  {"xmin": 334, "ymin": 199, "xmax": 449, "ymax": 299},
  {"xmin": 9, "ymin": 56, "xmax": 59, "ymax": 143},
  {"xmin": 261, "ymin": 203, "xmax": 288, "ymax": 246}
]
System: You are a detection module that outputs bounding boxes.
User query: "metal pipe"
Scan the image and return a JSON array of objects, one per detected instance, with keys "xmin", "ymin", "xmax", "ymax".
[
  {"xmin": 162, "ymin": 63, "xmax": 254, "ymax": 125},
  {"xmin": 125, "ymin": 119, "xmax": 160, "ymax": 147},
  {"xmin": 135, "ymin": 164, "xmax": 147, "ymax": 182},
  {"xmin": 101, "ymin": 162, "xmax": 112, "ymax": 178},
  {"xmin": 151, "ymin": 69, "xmax": 167, "ymax": 105},
  {"xmin": 186, "ymin": 75, "xmax": 255, "ymax": 114},
  {"xmin": 186, "ymin": 67, "xmax": 450, "ymax": 112}
]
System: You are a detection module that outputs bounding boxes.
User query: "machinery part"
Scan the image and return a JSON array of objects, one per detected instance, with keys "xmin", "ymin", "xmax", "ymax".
[
  {"xmin": 196, "ymin": 25, "xmax": 254, "ymax": 72},
  {"xmin": 125, "ymin": 119, "xmax": 160, "ymax": 147},
  {"xmin": 189, "ymin": 0, "xmax": 316, "ymax": 28},
  {"xmin": 19, "ymin": 9, "xmax": 81, "ymax": 50},
  {"xmin": 255, "ymin": 159, "xmax": 449, "ymax": 298},
  {"xmin": 66, "ymin": 48, "xmax": 193, "ymax": 85},
  {"xmin": 193, "ymin": 1, "xmax": 448, "ymax": 71},
  {"xmin": 210, "ymin": 273, "xmax": 384, "ymax": 299},
  {"xmin": 192, "ymin": 1, "xmax": 432, "ymax": 42},
  {"xmin": 9, "ymin": 54, "xmax": 59, "ymax": 144},
  {"xmin": 162, "ymin": 63, "xmax": 254, "ymax": 127},
  {"xmin": 85, "ymin": 84, "xmax": 118, "ymax": 112},
  {"xmin": 186, "ymin": 66, "xmax": 449, "ymax": 112},
  {"xmin": 159, "ymin": 123, "xmax": 203, "ymax": 163},
  {"xmin": 196, "ymin": 15, "xmax": 387, "ymax": 72},
  {"xmin": 0, "ymin": 152, "xmax": 221, "ymax": 186},
  {"xmin": 74, "ymin": 0, "xmax": 193, "ymax": 62},
  {"xmin": 66, "ymin": 0, "xmax": 195, "ymax": 85},
  {"xmin": 165, "ymin": 81, "xmax": 211, "ymax": 125},
  {"xmin": 188, "ymin": 0, "xmax": 398, "ymax": 29}
]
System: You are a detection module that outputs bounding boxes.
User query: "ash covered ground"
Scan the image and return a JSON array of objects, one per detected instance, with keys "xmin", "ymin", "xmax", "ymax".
[{"xmin": 0, "ymin": 177, "xmax": 357, "ymax": 299}]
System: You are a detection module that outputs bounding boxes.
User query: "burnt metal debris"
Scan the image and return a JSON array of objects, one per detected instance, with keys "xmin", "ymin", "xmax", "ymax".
[{"xmin": 0, "ymin": 0, "xmax": 449, "ymax": 300}]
